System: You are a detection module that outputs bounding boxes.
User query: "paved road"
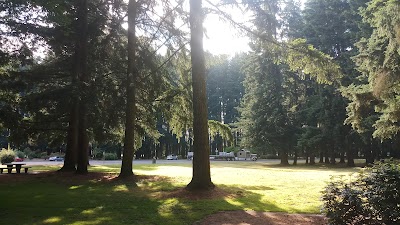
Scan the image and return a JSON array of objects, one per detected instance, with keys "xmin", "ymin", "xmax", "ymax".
[
  {"xmin": 23, "ymin": 159, "xmax": 186, "ymax": 166},
  {"xmin": 22, "ymin": 158, "xmax": 286, "ymax": 166}
]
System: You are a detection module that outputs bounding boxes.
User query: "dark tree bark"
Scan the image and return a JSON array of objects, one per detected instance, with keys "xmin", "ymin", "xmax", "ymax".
[
  {"xmin": 59, "ymin": 102, "xmax": 78, "ymax": 172},
  {"xmin": 280, "ymin": 149, "xmax": 289, "ymax": 165},
  {"xmin": 293, "ymin": 148, "xmax": 298, "ymax": 165},
  {"xmin": 347, "ymin": 145, "xmax": 355, "ymax": 167},
  {"xmin": 339, "ymin": 151, "xmax": 345, "ymax": 164},
  {"xmin": 330, "ymin": 142, "xmax": 336, "ymax": 164},
  {"xmin": 310, "ymin": 153, "xmax": 316, "ymax": 165},
  {"xmin": 305, "ymin": 152, "xmax": 309, "ymax": 164},
  {"xmin": 330, "ymin": 151, "xmax": 336, "ymax": 164},
  {"xmin": 60, "ymin": 0, "xmax": 88, "ymax": 173},
  {"xmin": 319, "ymin": 151, "xmax": 324, "ymax": 163},
  {"xmin": 365, "ymin": 148, "xmax": 374, "ymax": 165},
  {"xmin": 119, "ymin": 0, "xmax": 137, "ymax": 178},
  {"xmin": 324, "ymin": 153, "xmax": 329, "ymax": 164},
  {"xmin": 186, "ymin": 0, "xmax": 214, "ymax": 190},
  {"xmin": 76, "ymin": 0, "xmax": 89, "ymax": 174}
]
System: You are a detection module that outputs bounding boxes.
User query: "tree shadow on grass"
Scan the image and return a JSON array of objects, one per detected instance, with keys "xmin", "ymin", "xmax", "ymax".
[
  {"xmin": 0, "ymin": 172, "xmax": 166, "ymax": 225},
  {"xmin": 154, "ymin": 185, "xmax": 286, "ymax": 224},
  {"xmin": 0, "ymin": 172, "xmax": 317, "ymax": 225}
]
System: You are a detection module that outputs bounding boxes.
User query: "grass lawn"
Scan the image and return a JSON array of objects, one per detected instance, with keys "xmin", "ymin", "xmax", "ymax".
[{"xmin": 0, "ymin": 161, "xmax": 361, "ymax": 225}]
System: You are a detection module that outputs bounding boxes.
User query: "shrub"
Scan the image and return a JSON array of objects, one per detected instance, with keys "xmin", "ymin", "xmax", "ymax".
[
  {"xmin": 32, "ymin": 151, "xmax": 47, "ymax": 159},
  {"xmin": 322, "ymin": 162, "xmax": 400, "ymax": 225},
  {"xmin": 14, "ymin": 150, "xmax": 25, "ymax": 158},
  {"xmin": 104, "ymin": 153, "xmax": 118, "ymax": 160},
  {"xmin": 92, "ymin": 147, "xmax": 104, "ymax": 159},
  {"xmin": 0, "ymin": 149, "xmax": 16, "ymax": 164},
  {"xmin": 23, "ymin": 147, "xmax": 35, "ymax": 159},
  {"xmin": 40, "ymin": 152, "xmax": 48, "ymax": 159},
  {"xmin": 225, "ymin": 146, "xmax": 240, "ymax": 153}
]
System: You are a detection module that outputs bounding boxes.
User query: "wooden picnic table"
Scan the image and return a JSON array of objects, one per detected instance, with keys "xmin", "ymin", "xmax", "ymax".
[{"xmin": 2, "ymin": 162, "xmax": 26, "ymax": 174}]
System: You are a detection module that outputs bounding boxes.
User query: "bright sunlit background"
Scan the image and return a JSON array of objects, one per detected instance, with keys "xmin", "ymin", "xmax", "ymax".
[
  {"xmin": 203, "ymin": 5, "xmax": 252, "ymax": 56},
  {"xmin": 203, "ymin": 0, "xmax": 306, "ymax": 56}
]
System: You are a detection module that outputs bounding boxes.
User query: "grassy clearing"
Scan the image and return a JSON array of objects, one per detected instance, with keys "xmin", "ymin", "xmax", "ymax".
[{"xmin": 0, "ymin": 161, "xmax": 360, "ymax": 225}]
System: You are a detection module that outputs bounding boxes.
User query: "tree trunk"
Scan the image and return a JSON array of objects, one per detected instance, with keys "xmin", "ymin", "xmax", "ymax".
[
  {"xmin": 59, "ymin": 101, "xmax": 78, "ymax": 172},
  {"xmin": 339, "ymin": 152, "xmax": 345, "ymax": 164},
  {"xmin": 280, "ymin": 149, "xmax": 289, "ymax": 165},
  {"xmin": 120, "ymin": 0, "xmax": 137, "ymax": 178},
  {"xmin": 365, "ymin": 140, "xmax": 374, "ymax": 165},
  {"xmin": 293, "ymin": 148, "xmax": 298, "ymax": 165},
  {"xmin": 324, "ymin": 152, "xmax": 329, "ymax": 164},
  {"xmin": 76, "ymin": 104, "xmax": 89, "ymax": 174},
  {"xmin": 330, "ymin": 142, "xmax": 336, "ymax": 164},
  {"xmin": 310, "ymin": 153, "xmax": 315, "ymax": 165},
  {"xmin": 60, "ymin": 0, "xmax": 88, "ymax": 173},
  {"xmin": 319, "ymin": 151, "xmax": 324, "ymax": 163},
  {"xmin": 347, "ymin": 145, "xmax": 355, "ymax": 167},
  {"xmin": 76, "ymin": 0, "xmax": 89, "ymax": 174},
  {"xmin": 305, "ymin": 152, "xmax": 309, "ymax": 164},
  {"xmin": 186, "ymin": 0, "xmax": 214, "ymax": 190}
]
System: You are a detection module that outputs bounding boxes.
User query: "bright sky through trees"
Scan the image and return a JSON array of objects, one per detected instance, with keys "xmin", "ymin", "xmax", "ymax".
[
  {"xmin": 203, "ymin": 7, "xmax": 251, "ymax": 56},
  {"xmin": 203, "ymin": 0, "xmax": 306, "ymax": 56}
]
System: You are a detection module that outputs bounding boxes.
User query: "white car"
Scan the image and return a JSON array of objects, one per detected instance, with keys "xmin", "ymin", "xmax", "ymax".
[{"xmin": 166, "ymin": 154, "xmax": 178, "ymax": 160}]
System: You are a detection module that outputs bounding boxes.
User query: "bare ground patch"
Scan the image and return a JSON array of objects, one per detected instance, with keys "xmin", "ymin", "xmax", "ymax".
[{"xmin": 194, "ymin": 210, "xmax": 327, "ymax": 225}]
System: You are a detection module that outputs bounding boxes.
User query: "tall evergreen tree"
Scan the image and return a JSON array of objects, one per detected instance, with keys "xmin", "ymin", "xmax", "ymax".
[
  {"xmin": 207, "ymin": 54, "xmax": 246, "ymax": 125},
  {"xmin": 236, "ymin": 0, "xmax": 298, "ymax": 164},
  {"xmin": 299, "ymin": 0, "xmax": 365, "ymax": 165},
  {"xmin": 119, "ymin": 0, "xmax": 138, "ymax": 178},
  {"xmin": 187, "ymin": 0, "xmax": 214, "ymax": 190},
  {"xmin": 344, "ymin": 0, "xmax": 400, "ymax": 160}
]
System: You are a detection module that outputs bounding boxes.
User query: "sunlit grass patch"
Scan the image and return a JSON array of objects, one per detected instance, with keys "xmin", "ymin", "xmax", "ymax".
[
  {"xmin": 69, "ymin": 185, "xmax": 83, "ymax": 190},
  {"xmin": 43, "ymin": 217, "xmax": 62, "ymax": 223},
  {"xmin": 0, "ymin": 161, "xmax": 360, "ymax": 224},
  {"xmin": 112, "ymin": 184, "xmax": 129, "ymax": 192}
]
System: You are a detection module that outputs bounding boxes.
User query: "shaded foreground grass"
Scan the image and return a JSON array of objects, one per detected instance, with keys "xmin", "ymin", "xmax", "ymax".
[{"xmin": 0, "ymin": 162, "xmax": 360, "ymax": 225}]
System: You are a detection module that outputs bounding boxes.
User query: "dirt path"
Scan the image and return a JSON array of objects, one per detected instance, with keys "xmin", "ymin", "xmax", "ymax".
[{"xmin": 194, "ymin": 210, "xmax": 327, "ymax": 225}]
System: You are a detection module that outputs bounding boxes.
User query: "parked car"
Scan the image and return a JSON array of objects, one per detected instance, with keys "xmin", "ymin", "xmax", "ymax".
[
  {"xmin": 166, "ymin": 154, "xmax": 178, "ymax": 160},
  {"xmin": 48, "ymin": 156, "xmax": 64, "ymax": 161},
  {"xmin": 14, "ymin": 157, "xmax": 24, "ymax": 162}
]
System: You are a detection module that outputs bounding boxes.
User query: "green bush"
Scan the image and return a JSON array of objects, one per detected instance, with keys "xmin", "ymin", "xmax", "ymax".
[
  {"xmin": 40, "ymin": 152, "xmax": 48, "ymax": 159},
  {"xmin": 23, "ymin": 147, "xmax": 35, "ymax": 159},
  {"xmin": 322, "ymin": 162, "xmax": 400, "ymax": 224},
  {"xmin": 33, "ymin": 151, "xmax": 48, "ymax": 159},
  {"xmin": 19, "ymin": 147, "xmax": 48, "ymax": 159},
  {"xmin": 0, "ymin": 149, "xmax": 16, "ymax": 164},
  {"xmin": 92, "ymin": 147, "xmax": 104, "ymax": 159},
  {"xmin": 104, "ymin": 153, "xmax": 118, "ymax": 160},
  {"xmin": 225, "ymin": 146, "xmax": 240, "ymax": 153},
  {"xmin": 14, "ymin": 150, "xmax": 25, "ymax": 158}
]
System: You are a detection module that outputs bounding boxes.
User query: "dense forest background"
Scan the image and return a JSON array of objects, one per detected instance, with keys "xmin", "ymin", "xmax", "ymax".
[{"xmin": 1, "ymin": 0, "xmax": 399, "ymax": 169}]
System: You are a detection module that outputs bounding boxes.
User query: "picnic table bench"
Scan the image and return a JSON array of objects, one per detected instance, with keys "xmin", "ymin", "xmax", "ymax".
[
  {"xmin": 1, "ymin": 163, "xmax": 31, "ymax": 174},
  {"xmin": 0, "ymin": 165, "xmax": 14, "ymax": 174}
]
